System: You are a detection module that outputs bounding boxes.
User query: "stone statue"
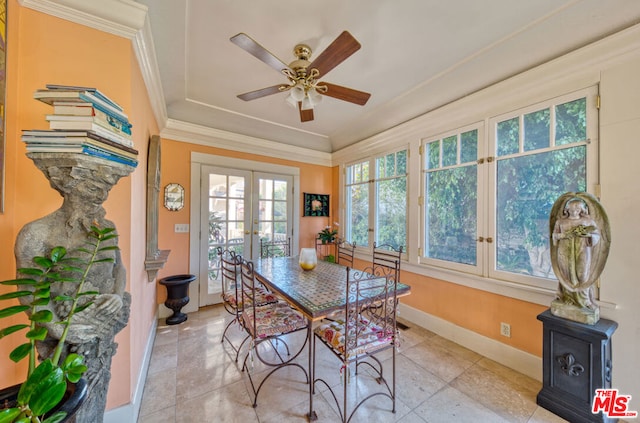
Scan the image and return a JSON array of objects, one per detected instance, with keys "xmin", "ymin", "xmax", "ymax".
[
  {"xmin": 549, "ymin": 192, "xmax": 610, "ymax": 324},
  {"xmin": 15, "ymin": 153, "xmax": 134, "ymax": 423}
]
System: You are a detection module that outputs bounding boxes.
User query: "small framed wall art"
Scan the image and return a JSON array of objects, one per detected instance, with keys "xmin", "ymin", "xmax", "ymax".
[
  {"xmin": 164, "ymin": 183, "xmax": 185, "ymax": 211},
  {"xmin": 303, "ymin": 193, "xmax": 329, "ymax": 217}
]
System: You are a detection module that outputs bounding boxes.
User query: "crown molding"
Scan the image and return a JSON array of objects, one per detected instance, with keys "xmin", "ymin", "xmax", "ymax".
[
  {"xmin": 132, "ymin": 19, "xmax": 168, "ymax": 130},
  {"xmin": 161, "ymin": 119, "xmax": 333, "ymax": 167},
  {"xmin": 18, "ymin": 0, "xmax": 147, "ymax": 38}
]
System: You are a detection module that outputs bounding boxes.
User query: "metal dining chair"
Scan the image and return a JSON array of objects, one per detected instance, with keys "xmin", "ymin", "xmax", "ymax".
[
  {"xmin": 313, "ymin": 265, "xmax": 399, "ymax": 423},
  {"xmin": 259, "ymin": 237, "xmax": 291, "ymax": 258},
  {"xmin": 217, "ymin": 247, "xmax": 278, "ymax": 362},
  {"xmin": 370, "ymin": 242, "xmax": 403, "ymax": 334},
  {"xmin": 239, "ymin": 259, "xmax": 310, "ymax": 408},
  {"xmin": 336, "ymin": 238, "xmax": 356, "ymax": 267},
  {"xmin": 372, "ymin": 242, "xmax": 403, "ymax": 279}
]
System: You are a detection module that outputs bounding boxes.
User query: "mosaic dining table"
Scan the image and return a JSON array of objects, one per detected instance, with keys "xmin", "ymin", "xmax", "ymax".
[{"xmin": 253, "ymin": 256, "xmax": 411, "ymax": 421}]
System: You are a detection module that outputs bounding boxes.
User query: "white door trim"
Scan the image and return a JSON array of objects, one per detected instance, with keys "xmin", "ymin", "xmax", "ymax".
[{"xmin": 189, "ymin": 152, "xmax": 301, "ymax": 309}]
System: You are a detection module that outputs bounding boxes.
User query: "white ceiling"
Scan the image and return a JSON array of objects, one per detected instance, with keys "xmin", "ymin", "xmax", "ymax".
[{"xmin": 137, "ymin": 0, "xmax": 640, "ymax": 153}]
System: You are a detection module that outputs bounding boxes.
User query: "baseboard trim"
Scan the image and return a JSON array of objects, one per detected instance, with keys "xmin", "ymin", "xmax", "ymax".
[
  {"xmin": 104, "ymin": 316, "xmax": 158, "ymax": 423},
  {"xmin": 398, "ymin": 303, "xmax": 542, "ymax": 382}
]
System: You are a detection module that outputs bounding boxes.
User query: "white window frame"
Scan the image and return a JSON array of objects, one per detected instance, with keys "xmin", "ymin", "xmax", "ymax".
[
  {"xmin": 487, "ymin": 86, "xmax": 599, "ymax": 290},
  {"xmin": 419, "ymin": 122, "xmax": 485, "ymax": 276},
  {"xmin": 344, "ymin": 146, "xmax": 409, "ymax": 255},
  {"xmin": 418, "ymin": 86, "xmax": 598, "ymax": 290}
]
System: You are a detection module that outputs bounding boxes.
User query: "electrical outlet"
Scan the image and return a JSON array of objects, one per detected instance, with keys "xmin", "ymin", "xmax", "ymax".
[{"xmin": 500, "ymin": 322, "xmax": 511, "ymax": 338}]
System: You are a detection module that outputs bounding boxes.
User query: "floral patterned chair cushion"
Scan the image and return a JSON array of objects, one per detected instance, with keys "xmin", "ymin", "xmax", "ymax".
[
  {"xmin": 242, "ymin": 302, "xmax": 307, "ymax": 338},
  {"xmin": 314, "ymin": 317, "xmax": 393, "ymax": 359},
  {"xmin": 222, "ymin": 286, "xmax": 278, "ymax": 310}
]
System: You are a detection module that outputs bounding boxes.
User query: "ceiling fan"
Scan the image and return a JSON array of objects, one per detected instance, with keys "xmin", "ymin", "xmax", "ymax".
[{"xmin": 230, "ymin": 31, "xmax": 371, "ymax": 122}]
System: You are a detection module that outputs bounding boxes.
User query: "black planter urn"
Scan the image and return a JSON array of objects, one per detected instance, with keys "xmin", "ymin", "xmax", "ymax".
[{"xmin": 159, "ymin": 274, "xmax": 196, "ymax": 325}]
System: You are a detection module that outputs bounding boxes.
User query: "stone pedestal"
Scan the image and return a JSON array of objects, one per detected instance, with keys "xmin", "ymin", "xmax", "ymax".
[{"xmin": 537, "ymin": 309, "xmax": 618, "ymax": 422}]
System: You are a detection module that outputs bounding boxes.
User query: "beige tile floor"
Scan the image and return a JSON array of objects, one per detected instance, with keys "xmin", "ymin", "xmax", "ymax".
[{"xmin": 137, "ymin": 305, "xmax": 568, "ymax": 423}]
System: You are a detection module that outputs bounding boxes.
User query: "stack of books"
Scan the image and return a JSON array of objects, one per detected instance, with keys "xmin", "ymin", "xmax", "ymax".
[{"xmin": 23, "ymin": 85, "xmax": 138, "ymax": 167}]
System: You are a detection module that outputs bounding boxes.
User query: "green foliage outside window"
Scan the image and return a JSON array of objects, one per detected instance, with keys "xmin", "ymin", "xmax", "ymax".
[{"xmin": 424, "ymin": 96, "xmax": 588, "ymax": 280}]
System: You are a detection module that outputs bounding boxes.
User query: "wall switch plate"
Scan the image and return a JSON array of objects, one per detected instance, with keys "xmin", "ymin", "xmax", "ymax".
[{"xmin": 174, "ymin": 224, "xmax": 189, "ymax": 233}]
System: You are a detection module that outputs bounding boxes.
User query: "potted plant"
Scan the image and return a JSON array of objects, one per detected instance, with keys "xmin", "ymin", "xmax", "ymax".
[
  {"xmin": 318, "ymin": 224, "xmax": 338, "ymax": 244},
  {"xmin": 0, "ymin": 226, "xmax": 117, "ymax": 423}
]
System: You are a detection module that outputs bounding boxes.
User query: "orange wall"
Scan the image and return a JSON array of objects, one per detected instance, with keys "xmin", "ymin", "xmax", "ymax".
[
  {"xmin": 155, "ymin": 139, "xmax": 336, "ymax": 297},
  {"xmin": 125, "ymin": 39, "xmax": 160, "ymax": 405},
  {"xmin": 0, "ymin": 3, "xmax": 157, "ymax": 411},
  {"xmin": 401, "ymin": 272, "xmax": 545, "ymax": 355}
]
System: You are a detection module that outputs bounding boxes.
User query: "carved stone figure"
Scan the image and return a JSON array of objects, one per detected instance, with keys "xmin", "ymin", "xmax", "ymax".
[
  {"xmin": 15, "ymin": 153, "xmax": 134, "ymax": 423},
  {"xmin": 549, "ymin": 192, "xmax": 611, "ymax": 324}
]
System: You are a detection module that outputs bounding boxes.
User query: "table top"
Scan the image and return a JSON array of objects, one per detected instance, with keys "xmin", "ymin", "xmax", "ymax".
[{"xmin": 254, "ymin": 256, "xmax": 411, "ymax": 321}]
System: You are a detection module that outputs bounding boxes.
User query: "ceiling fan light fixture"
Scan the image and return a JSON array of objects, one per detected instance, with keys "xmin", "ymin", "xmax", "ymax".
[
  {"xmin": 285, "ymin": 93, "xmax": 298, "ymax": 108},
  {"xmin": 231, "ymin": 31, "xmax": 370, "ymax": 122},
  {"xmin": 308, "ymin": 87, "xmax": 323, "ymax": 105},
  {"xmin": 290, "ymin": 84, "xmax": 305, "ymax": 102},
  {"xmin": 301, "ymin": 96, "xmax": 313, "ymax": 110}
]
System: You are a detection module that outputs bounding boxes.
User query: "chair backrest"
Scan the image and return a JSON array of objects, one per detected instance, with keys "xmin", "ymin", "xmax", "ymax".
[
  {"xmin": 344, "ymin": 266, "xmax": 398, "ymax": 355},
  {"xmin": 217, "ymin": 246, "xmax": 241, "ymax": 306},
  {"xmin": 336, "ymin": 238, "xmax": 356, "ymax": 267},
  {"xmin": 372, "ymin": 242, "xmax": 403, "ymax": 278},
  {"xmin": 239, "ymin": 258, "xmax": 259, "ymax": 325},
  {"xmin": 260, "ymin": 237, "xmax": 291, "ymax": 258}
]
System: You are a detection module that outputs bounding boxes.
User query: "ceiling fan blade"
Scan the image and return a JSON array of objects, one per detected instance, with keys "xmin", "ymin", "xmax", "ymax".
[
  {"xmin": 237, "ymin": 85, "xmax": 286, "ymax": 101},
  {"xmin": 308, "ymin": 31, "xmax": 361, "ymax": 77},
  {"xmin": 298, "ymin": 102, "xmax": 314, "ymax": 122},
  {"xmin": 318, "ymin": 83, "xmax": 371, "ymax": 106},
  {"xmin": 230, "ymin": 33, "xmax": 291, "ymax": 73}
]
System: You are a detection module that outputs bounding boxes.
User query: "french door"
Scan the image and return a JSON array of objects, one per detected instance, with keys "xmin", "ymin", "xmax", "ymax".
[{"xmin": 198, "ymin": 165, "xmax": 293, "ymax": 306}]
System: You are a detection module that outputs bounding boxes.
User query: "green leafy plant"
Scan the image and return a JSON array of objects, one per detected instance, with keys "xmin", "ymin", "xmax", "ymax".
[
  {"xmin": 0, "ymin": 226, "xmax": 117, "ymax": 423},
  {"xmin": 318, "ymin": 224, "xmax": 338, "ymax": 244}
]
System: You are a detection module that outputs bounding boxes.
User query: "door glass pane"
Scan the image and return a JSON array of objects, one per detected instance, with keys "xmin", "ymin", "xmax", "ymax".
[
  {"xmin": 258, "ymin": 177, "xmax": 289, "ymax": 243},
  {"xmin": 207, "ymin": 173, "xmax": 246, "ymax": 296},
  {"xmin": 259, "ymin": 200, "xmax": 271, "ymax": 220},
  {"xmin": 274, "ymin": 180, "xmax": 287, "ymax": 200},
  {"xmin": 209, "ymin": 198, "xmax": 226, "ymax": 243},
  {"xmin": 274, "ymin": 201, "xmax": 287, "ymax": 220}
]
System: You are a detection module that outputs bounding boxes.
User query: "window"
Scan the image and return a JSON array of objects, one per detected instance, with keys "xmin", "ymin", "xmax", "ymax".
[
  {"xmin": 345, "ymin": 149, "xmax": 408, "ymax": 251},
  {"xmin": 345, "ymin": 160, "xmax": 370, "ymax": 247},
  {"xmin": 375, "ymin": 150, "xmax": 407, "ymax": 250},
  {"xmin": 421, "ymin": 87, "xmax": 597, "ymax": 288},
  {"xmin": 422, "ymin": 127, "xmax": 480, "ymax": 272},
  {"xmin": 491, "ymin": 95, "xmax": 591, "ymax": 284}
]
